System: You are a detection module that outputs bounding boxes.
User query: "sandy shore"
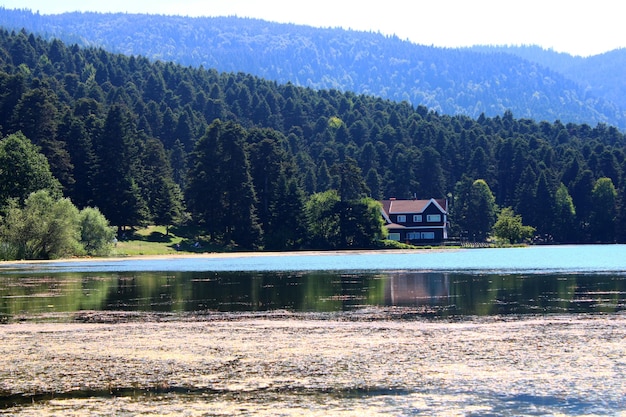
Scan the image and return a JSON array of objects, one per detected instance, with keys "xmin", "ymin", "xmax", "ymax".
[
  {"xmin": 0, "ymin": 248, "xmax": 444, "ymax": 265},
  {"xmin": 1, "ymin": 312, "xmax": 625, "ymax": 415}
]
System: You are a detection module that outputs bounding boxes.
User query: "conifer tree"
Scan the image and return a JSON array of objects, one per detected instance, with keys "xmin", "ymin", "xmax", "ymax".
[
  {"xmin": 533, "ymin": 171, "xmax": 555, "ymax": 239},
  {"xmin": 142, "ymin": 138, "xmax": 184, "ymax": 234},
  {"xmin": 186, "ymin": 120, "xmax": 262, "ymax": 248},
  {"xmin": 265, "ymin": 173, "xmax": 306, "ymax": 250},
  {"xmin": 58, "ymin": 112, "xmax": 97, "ymax": 207},
  {"xmin": 92, "ymin": 105, "xmax": 149, "ymax": 232}
]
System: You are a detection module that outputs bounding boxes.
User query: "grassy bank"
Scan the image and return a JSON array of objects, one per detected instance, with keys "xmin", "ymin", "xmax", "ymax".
[
  {"xmin": 110, "ymin": 225, "xmax": 229, "ymax": 256},
  {"xmin": 109, "ymin": 226, "xmax": 462, "ymax": 257}
]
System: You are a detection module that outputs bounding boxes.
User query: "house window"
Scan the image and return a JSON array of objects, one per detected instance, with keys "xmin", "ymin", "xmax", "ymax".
[
  {"xmin": 427, "ymin": 214, "xmax": 441, "ymax": 222},
  {"xmin": 407, "ymin": 232, "xmax": 421, "ymax": 240},
  {"xmin": 413, "ymin": 215, "xmax": 422, "ymax": 222},
  {"xmin": 397, "ymin": 215, "xmax": 406, "ymax": 223},
  {"xmin": 388, "ymin": 233, "xmax": 401, "ymax": 241},
  {"xmin": 421, "ymin": 232, "xmax": 435, "ymax": 240}
]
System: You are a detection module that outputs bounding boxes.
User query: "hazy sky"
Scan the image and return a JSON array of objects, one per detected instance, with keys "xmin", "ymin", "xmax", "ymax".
[{"xmin": 1, "ymin": 0, "xmax": 623, "ymax": 57}]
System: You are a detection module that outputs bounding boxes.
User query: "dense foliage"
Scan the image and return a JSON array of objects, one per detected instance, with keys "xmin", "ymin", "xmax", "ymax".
[
  {"xmin": 0, "ymin": 132, "xmax": 115, "ymax": 259},
  {"xmin": 471, "ymin": 45, "xmax": 626, "ymax": 112},
  {"xmin": 0, "ymin": 131, "xmax": 61, "ymax": 204},
  {"xmin": 0, "ymin": 9, "xmax": 625, "ymax": 129},
  {"xmin": 492, "ymin": 207, "xmax": 536, "ymax": 244},
  {"xmin": 0, "ymin": 189, "xmax": 115, "ymax": 259},
  {"xmin": 1, "ymin": 29, "xmax": 626, "ymax": 249}
]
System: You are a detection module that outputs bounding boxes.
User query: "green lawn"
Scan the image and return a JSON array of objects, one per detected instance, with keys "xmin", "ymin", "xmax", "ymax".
[
  {"xmin": 110, "ymin": 225, "xmax": 228, "ymax": 256},
  {"xmin": 107, "ymin": 226, "xmax": 455, "ymax": 257}
]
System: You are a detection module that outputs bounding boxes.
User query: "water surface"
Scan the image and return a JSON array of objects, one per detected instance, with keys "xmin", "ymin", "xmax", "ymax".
[
  {"xmin": 2, "ymin": 270, "xmax": 625, "ymax": 318},
  {"xmin": 2, "ymin": 245, "xmax": 626, "ymax": 319},
  {"xmin": 3, "ymin": 244, "xmax": 626, "ymax": 273}
]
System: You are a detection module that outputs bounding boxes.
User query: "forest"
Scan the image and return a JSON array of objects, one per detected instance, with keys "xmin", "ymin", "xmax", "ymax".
[
  {"xmin": 470, "ymin": 45, "xmax": 626, "ymax": 112},
  {"xmin": 0, "ymin": 9, "xmax": 625, "ymax": 129},
  {"xmin": 1, "ymin": 29, "xmax": 626, "ymax": 256}
]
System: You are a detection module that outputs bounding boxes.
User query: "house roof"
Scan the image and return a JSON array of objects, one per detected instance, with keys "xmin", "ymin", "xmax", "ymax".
[
  {"xmin": 385, "ymin": 222, "xmax": 406, "ymax": 229},
  {"xmin": 381, "ymin": 198, "xmax": 447, "ymax": 216}
]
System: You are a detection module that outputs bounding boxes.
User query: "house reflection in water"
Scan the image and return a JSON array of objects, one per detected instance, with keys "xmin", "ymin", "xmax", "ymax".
[{"xmin": 384, "ymin": 272, "xmax": 450, "ymax": 307}]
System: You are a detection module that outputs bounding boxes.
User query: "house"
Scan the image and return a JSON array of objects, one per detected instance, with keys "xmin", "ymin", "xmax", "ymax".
[{"xmin": 380, "ymin": 198, "xmax": 448, "ymax": 243}]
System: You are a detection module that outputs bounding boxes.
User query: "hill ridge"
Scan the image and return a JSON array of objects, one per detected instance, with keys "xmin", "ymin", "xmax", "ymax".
[{"xmin": 0, "ymin": 8, "xmax": 624, "ymax": 129}]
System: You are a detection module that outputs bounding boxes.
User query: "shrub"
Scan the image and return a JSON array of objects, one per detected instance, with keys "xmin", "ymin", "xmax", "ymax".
[{"xmin": 79, "ymin": 207, "xmax": 116, "ymax": 256}]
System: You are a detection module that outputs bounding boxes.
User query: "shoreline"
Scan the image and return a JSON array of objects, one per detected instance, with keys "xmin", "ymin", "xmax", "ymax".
[{"xmin": 0, "ymin": 247, "xmax": 452, "ymax": 266}]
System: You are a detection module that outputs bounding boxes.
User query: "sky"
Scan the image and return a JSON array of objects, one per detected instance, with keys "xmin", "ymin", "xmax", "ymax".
[{"xmin": 0, "ymin": 0, "xmax": 623, "ymax": 57}]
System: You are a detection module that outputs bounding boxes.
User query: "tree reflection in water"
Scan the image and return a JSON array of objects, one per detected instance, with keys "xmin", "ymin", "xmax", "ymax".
[{"xmin": 1, "ymin": 270, "xmax": 625, "ymax": 318}]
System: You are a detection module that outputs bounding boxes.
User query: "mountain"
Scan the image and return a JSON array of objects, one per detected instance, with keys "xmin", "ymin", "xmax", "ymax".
[
  {"xmin": 0, "ymin": 8, "xmax": 624, "ymax": 129},
  {"xmin": 469, "ymin": 45, "xmax": 626, "ymax": 112}
]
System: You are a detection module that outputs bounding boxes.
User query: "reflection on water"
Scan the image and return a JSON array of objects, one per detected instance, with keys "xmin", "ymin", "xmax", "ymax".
[{"xmin": 2, "ymin": 270, "xmax": 625, "ymax": 318}]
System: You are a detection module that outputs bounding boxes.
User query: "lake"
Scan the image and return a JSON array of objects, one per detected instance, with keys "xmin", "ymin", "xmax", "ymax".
[
  {"xmin": 2, "ymin": 245, "xmax": 626, "ymax": 318},
  {"xmin": 1, "ymin": 245, "xmax": 625, "ymax": 416},
  {"xmin": 5, "ymin": 244, "xmax": 626, "ymax": 274}
]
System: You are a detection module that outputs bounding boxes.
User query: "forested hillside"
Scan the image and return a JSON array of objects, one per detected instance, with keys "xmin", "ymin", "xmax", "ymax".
[
  {"xmin": 1, "ymin": 29, "xmax": 626, "ymax": 250},
  {"xmin": 1, "ymin": 8, "xmax": 625, "ymax": 129},
  {"xmin": 470, "ymin": 45, "xmax": 626, "ymax": 112}
]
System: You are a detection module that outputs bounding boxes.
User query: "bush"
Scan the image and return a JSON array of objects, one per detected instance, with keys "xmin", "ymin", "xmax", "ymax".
[
  {"xmin": 79, "ymin": 207, "xmax": 116, "ymax": 256},
  {"xmin": 0, "ymin": 241, "xmax": 18, "ymax": 261},
  {"xmin": 492, "ymin": 207, "xmax": 535, "ymax": 244},
  {"xmin": 0, "ymin": 190, "xmax": 116, "ymax": 259}
]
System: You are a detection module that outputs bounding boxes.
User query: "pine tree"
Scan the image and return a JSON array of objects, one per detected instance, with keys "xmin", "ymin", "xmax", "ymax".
[
  {"xmin": 12, "ymin": 83, "xmax": 73, "ymax": 187},
  {"xmin": 186, "ymin": 120, "xmax": 222, "ymax": 240},
  {"xmin": 418, "ymin": 146, "xmax": 445, "ymax": 197},
  {"xmin": 265, "ymin": 173, "xmax": 306, "ymax": 250},
  {"xmin": 186, "ymin": 120, "xmax": 262, "ymax": 248},
  {"xmin": 219, "ymin": 121, "xmax": 263, "ymax": 248},
  {"xmin": 92, "ymin": 105, "xmax": 149, "ymax": 231},
  {"xmin": 58, "ymin": 112, "xmax": 97, "ymax": 208},
  {"xmin": 142, "ymin": 138, "xmax": 184, "ymax": 234},
  {"xmin": 247, "ymin": 131, "xmax": 287, "ymax": 232},
  {"xmin": 571, "ymin": 170, "xmax": 595, "ymax": 242},
  {"xmin": 533, "ymin": 171, "xmax": 555, "ymax": 239}
]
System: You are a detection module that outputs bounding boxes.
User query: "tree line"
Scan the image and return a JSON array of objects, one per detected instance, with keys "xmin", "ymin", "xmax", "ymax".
[
  {"xmin": 0, "ymin": 132, "xmax": 115, "ymax": 259},
  {"xmin": 1, "ymin": 29, "xmax": 626, "ymax": 256}
]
